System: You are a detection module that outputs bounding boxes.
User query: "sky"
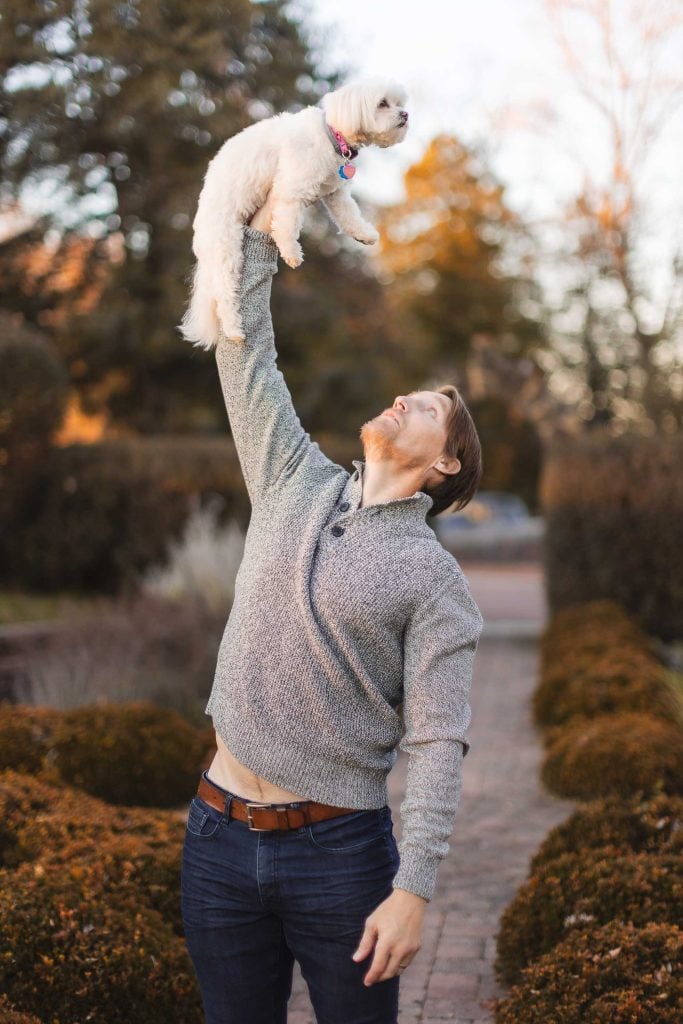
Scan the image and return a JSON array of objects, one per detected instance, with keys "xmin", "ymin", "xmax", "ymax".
[
  {"xmin": 295, "ymin": 0, "xmax": 567, "ymax": 212},
  {"xmin": 288, "ymin": 0, "xmax": 683, "ymax": 322}
]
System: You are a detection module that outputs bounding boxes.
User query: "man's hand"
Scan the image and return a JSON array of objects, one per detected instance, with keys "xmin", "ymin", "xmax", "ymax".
[{"xmin": 351, "ymin": 887, "xmax": 427, "ymax": 986}]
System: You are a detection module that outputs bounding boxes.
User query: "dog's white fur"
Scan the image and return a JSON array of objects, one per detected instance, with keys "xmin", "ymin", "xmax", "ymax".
[{"xmin": 179, "ymin": 77, "xmax": 408, "ymax": 349}]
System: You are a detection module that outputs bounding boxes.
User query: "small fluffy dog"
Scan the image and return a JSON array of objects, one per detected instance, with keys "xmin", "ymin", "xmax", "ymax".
[{"xmin": 179, "ymin": 77, "xmax": 409, "ymax": 349}]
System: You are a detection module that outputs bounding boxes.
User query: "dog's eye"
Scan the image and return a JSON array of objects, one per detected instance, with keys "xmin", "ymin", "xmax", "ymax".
[{"xmin": 378, "ymin": 98, "xmax": 389, "ymax": 108}]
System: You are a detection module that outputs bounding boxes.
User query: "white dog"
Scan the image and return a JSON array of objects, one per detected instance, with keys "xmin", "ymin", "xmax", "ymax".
[{"xmin": 179, "ymin": 77, "xmax": 409, "ymax": 350}]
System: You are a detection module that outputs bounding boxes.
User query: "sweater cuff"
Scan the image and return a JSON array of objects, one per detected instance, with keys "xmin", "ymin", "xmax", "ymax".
[
  {"xmin": 392, "ymin": 851, "xmax": 440, "ymax": 903},
  {"xmin": 243, "ymin": 225, "xmax": 279, "ymax": 268}
]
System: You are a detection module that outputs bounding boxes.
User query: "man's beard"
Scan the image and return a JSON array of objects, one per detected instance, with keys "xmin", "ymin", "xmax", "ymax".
[{"xmin": 359, "ymin": 417, "xmax": 425, "ymax": 472}]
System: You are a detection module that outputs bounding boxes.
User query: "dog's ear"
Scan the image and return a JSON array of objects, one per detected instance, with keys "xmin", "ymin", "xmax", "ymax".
[{"xmin": 322, "ymin": 82, "xmax": 376, "ymax": 136}]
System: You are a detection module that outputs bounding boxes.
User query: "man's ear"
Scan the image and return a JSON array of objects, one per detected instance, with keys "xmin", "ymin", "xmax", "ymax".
[{"xmin": 433, "ymin": 454, "xmax": 461, "ymax": 477}]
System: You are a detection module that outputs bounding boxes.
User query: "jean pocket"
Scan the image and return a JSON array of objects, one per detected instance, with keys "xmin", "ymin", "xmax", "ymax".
[
  {"xmin": 186, "ymin": 795, "xmax": 224, "ymax": 838},
  {"xmin": 306, "ymin": 806, "xmax": 391, "ymax": 854}
]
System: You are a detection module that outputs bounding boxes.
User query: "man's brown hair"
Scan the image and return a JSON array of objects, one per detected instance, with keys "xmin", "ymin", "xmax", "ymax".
[{"xmin": 424, "ymin": 384, "xmax": 482, "ymax": 518}]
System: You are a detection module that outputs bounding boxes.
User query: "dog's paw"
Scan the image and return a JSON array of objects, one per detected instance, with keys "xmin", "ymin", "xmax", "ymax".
[
  {"xmin": 282, "ymin": 250, "xmax": 304, "ymax": 269},
  {"xmin": 353, "ymin": 226, "xmax": 379, "ymax": 246}
]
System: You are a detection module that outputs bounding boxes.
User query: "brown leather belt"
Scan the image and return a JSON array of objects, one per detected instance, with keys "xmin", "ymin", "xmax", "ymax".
[{"xmin": 197, "ymin": 773, "xmax": 359, "ymax": 831}]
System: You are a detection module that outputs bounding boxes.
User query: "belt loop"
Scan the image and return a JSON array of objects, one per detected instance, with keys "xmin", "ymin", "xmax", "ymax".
[
  {"xmin": 202, "ymin": 769, "xmax": 233, "ymax": 823},
  {"xmin": 223, "ymin": 792, "xmax": 233, "ymax": 824},
  {"xmin": 276, "ymin": 807, "xmax": 289, "ymax": 830}
]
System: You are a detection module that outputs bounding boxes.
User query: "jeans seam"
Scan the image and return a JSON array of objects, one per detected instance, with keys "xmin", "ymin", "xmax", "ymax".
[{"xmin": 256, "ymin": 832, "xmax": 265, "ymax": 907}]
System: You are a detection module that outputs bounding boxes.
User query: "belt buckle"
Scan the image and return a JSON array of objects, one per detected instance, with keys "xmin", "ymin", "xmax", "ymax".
[{"xmin": 246, "ymin": 801, "xmax": 278, "ymax": 831}]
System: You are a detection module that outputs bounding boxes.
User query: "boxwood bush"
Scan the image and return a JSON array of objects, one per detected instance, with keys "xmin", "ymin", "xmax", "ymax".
[
  {"xmin": 0, "ymin": 770, "xmax": 186, "ymax": 932},
  {"xmin": 494, "ymin": 920, "xmax": 683, "ymax": 1024},
  {"xmin": 0, "ymin": 700, "xmax": 211, "ymax": 806},
  {"xmin": 0, "ymin": 704, "xmax": 61, "ymax": 774},
  {"xmin": 540, "ymin": 711, "xmax": 683, "ymax": 799},
  {"xmin": 49, "ymin": 699, "xmax": 210, "ymax": 806},
  {"xmin": 494, "ymin": 850, "xmax": 683, "ymax": 985},
  {"xmin": 529, "ymin": 793, "xmax": 683, "ymax": 874},
  {"xmin": 0, "ymin": 859, "xmax": 202, "ymax": 1024},
  {"xmin": 540, "ymin": 431, "xmax": 683, "ymax": 641},
  {"xmin": 0, "ymin": 995, "xmax": 42, "ymax": 1024},
  {"xmin": 538, "ymin": 599, "xmax": 655, "ymax": 672},
  {"xmin": 533, "ymin": 649, "xmax": 681, "ymax": 729}
]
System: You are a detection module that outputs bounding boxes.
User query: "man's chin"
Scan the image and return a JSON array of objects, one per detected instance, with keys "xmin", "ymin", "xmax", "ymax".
[{"xmin": 359, "ymin": 418, "xmax": 396, "ymax": 459}]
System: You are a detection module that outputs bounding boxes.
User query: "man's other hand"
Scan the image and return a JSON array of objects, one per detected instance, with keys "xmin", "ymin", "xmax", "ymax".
[{"xmin": 351, "ymin": 887, "xmax": 427, "ymax": 985}]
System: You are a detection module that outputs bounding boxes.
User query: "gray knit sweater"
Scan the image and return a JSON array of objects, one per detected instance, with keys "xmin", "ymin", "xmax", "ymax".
[{"xmin": 204, "ymin": 226, "xmax": 484, "ymax": 902}]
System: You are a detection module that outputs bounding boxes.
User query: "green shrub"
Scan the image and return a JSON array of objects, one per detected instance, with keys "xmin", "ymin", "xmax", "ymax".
[
  {"xmin": 0, "ymin": 994, "xmax": 42, "ymax": 1024},
  {"xmin": 494, "ymin": 920, "xmax": 683, "ymax": 1024},
  {"xmin": 5, "ymin": 442, "xmax": 191, "ymax": 594},
  {"xmin": 0, "ymin": 859, "xmax": 202, "ymax": 1024},
  {"xmin": 541, "ymin": 712, "xmax": 683, "ymax": 799},
  {"xmin": 0, "ymin": 318, "xmax": 69, "ymax": 582},
  {"xmin": 0, "ymin": 704, "xmax": 61, "ymax": 774},
  {"xmin": 540, "ymin": 431, "xmax": 683, "ymax": 642},
  {"xmin": 529, "ymin": 793, "xmax": 683, "ymax": 874},
  {"xmin": 49, "ymin": 700, "xmax": 209, "ymax": 806},
  {"xmin": 494, "ymin": 850, "xmax": 683, "ymax": 986},
  {"xmin": 533, "ymin": 649, "xmax": 681, "ymax": 729}
]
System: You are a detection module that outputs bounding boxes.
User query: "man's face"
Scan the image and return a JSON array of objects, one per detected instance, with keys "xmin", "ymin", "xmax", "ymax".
[{"xmin": 359, "ymin": 390, "xmax": 453, "ymax": 476}]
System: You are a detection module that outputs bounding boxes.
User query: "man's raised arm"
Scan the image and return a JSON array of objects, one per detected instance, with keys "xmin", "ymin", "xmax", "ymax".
[{"xmin": 214, "ymin": 225, "xmax": 333, "ymax": 506}]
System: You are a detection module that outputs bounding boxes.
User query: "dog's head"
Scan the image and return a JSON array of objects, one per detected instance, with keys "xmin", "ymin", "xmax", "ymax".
[{"xmin": 321, "ymin": 77, "xmax": 409, "ymax": 149}]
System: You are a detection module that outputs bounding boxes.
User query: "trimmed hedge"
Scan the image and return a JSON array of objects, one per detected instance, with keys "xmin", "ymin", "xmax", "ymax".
[
  {"xmin": 529, "ymin": 793, "xmax": 683, "ymax": 874},
  {"xmin": 539, "ymin": 599, "xmax": 656, "ymax": 673},
  {"xmin": 540, "ymin": 711, "xmax": 683, "ymax": 799},
  {"xmin": 3, "ymin": 441, "xmax": 192, "ymax": 594},
  {"xmin": 533, "ymin": 648, "xmax": 681, "ymax": 729},
  {"xmin": 0, "ymin": 995, "xmax": 42, "ymax": 1024},
  {"xmin": 539, "ymin": 431, "xmax": 683, "ymax": 641},
  {"xmin": 0, "ymin": 859, "xmax": 202, "ymax": 1024},
  {"xmin": 0, "ymin": 770, "xmax": 186, "ymax": 932},
  {"xmin": 0, "ymin": 701, "xmax": 212, "ymax": 807},
  {"xmin": 48, "ymin": 700, "xmax": 210, "ymax": 806},
  {"xmin": 494, "ymin": 850, "xmax": 683, "ymax": 986},
  {"xmin": 494, "ymin": 920, "xmax": 683, "ymax": 1024},
  {"xmin": 0, "ymin": 704, "xmax": 61, "ymax": 774}
]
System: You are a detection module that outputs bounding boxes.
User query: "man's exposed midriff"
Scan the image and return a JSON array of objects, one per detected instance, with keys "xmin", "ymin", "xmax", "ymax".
[{"xmin": 208, "ymin": 731, "xmax": 312, "ymax": 803}]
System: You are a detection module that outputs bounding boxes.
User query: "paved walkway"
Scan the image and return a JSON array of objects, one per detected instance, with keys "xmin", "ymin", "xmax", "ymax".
[{"xmin": 287, "ymin": 562, "xmax": 575, "ymax": 1023}]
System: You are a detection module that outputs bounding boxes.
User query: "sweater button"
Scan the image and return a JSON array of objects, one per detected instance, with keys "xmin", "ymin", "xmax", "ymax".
[
  {"xmin": 338, "ymin": 501, "xmax": 350, "ymax": 512},
  {"xmin": 331, "ymin": 525, "xmax": 345, "ymax": 537}
]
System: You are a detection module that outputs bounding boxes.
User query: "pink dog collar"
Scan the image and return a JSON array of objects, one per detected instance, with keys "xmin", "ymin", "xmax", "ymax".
[{"xmin": 323, "ymin": 115, "xmax": 358, "ymax": 179}]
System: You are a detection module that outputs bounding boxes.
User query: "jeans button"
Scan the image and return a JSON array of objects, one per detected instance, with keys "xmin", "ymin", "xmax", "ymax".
[{"xmin": 331, "ymin": 525, "xmax": 345, "ymax": 537}]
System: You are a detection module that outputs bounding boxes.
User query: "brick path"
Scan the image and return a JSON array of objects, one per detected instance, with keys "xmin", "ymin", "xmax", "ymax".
[{"xmin": 287, "ymin": 562, "xmax": 575, "ymax": 1023}]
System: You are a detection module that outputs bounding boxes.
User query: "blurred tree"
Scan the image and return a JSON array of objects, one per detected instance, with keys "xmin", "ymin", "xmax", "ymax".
[
  {"xmin": 536, "ymin": 0, "xmax": 683, "ymax": 432},
  {"xmin": 270, "ymin": 207, "xmax": 413, "ymax": 440},
  {"xmin": 375, "ymin": 134, "xmax": 546, "ymax": 385},
  {"xmin": 0, "ymin": 0, "xmax": 340, "ymax": 432}
]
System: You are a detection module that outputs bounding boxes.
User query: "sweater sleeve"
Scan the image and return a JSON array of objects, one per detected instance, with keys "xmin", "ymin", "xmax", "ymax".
[
  {"xmin": 392, "ymin": 580, "xmax": 484, "ymax": 902},
  {"xmin": 214, "ymin": 226, "xmax": 334, "ymax": 506}
]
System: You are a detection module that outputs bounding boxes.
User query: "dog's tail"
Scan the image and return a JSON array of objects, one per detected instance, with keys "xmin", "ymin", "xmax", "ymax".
[{"xmin": 178, "ymin": 260, "xmax": 222, "ymax": 350}]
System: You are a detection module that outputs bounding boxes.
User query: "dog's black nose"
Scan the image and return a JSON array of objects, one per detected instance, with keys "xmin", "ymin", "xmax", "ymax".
[{"xmin": 399, "ymin": 110, "xmax": 408, "ymax": 123}]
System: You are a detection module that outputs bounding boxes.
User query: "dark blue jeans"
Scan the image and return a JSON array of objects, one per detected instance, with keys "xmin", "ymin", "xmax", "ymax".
[{"xmin": 180, "ymin": 770, "xmax": 401, "ymax": 1024}]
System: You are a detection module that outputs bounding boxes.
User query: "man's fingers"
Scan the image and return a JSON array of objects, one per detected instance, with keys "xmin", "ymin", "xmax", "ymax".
[
  {"xmin": 375, "ymin": 951, "xmax": 412, "ymax": 982},
  {"xmin": 352, "ymin": 922, "xmax": 377, "ymax": 963},
  {"xmin": 363, "ymin": 942, "xmax": 392, "ymax": 986}
]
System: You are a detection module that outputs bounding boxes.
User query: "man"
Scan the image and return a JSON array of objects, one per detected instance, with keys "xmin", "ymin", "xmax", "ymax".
[{"xmin": 180, "ymin": 205, "xmax": 485, "ymax": 1024}]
